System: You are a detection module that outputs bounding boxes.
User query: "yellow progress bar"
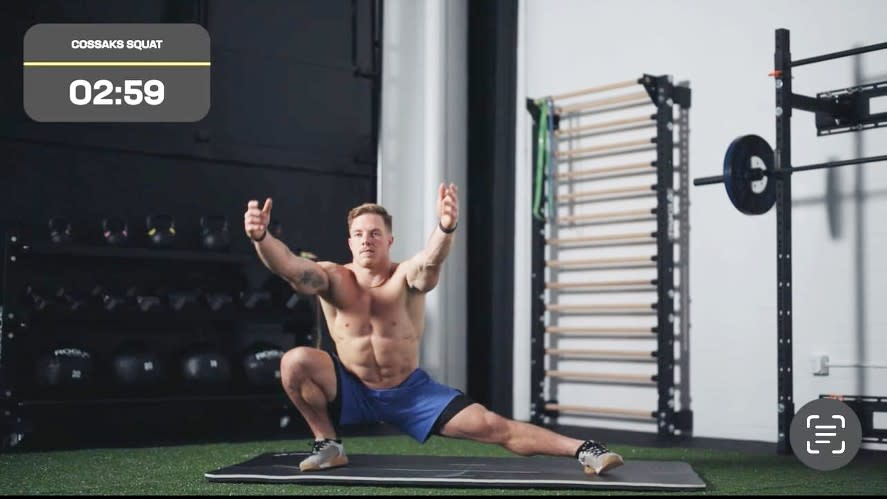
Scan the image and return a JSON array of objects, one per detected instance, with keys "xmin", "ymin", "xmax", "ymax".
[{"xmin": 23, "ymin": 62, "xmax": 211, "ymax": 67}]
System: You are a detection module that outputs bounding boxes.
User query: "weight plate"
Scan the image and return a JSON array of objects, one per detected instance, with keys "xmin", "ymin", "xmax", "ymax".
[{"xmin": 724, "ymin": 134, "xmax": 776, "ymax": 215}]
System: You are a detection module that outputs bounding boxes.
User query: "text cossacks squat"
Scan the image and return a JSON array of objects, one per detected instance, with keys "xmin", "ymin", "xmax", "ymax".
[{"xmin": 24, "ymin": 23, "xmax": 210, "ymax": 122}]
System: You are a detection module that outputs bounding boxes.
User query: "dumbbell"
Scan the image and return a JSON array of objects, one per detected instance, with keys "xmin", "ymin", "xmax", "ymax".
[
  {"xmin": 285, "ymin": 292, "xmax": 315, "ymax": 331},
  {"xmin": 285, "ymin": 292, "xmax": 313, "ymax": 311},
  {"xmin": 54, "ymin": 287, "xmax": 86, "ymax": 312},
  {"xmin": 241, "ymin": 290, "xmax": 272, "ymax": 311},
  {"xmin": 204, "ymin": 292, "xmax": 234, "ymax": 312},
  {"xmin": 242, "ymin": 344, "xmax": 285, "ymax": 387},
  {"xmin": 35, "ymin": 347, "xmax": 93, "ymax": 389},
  {"xmin": 168, "ymin": 289, "xmax": 201, "ymax": 312},
  {"xmin": 24, "ymin": 285, "xmax": 52, "ymax": 312},
  {"xmin": 92, "ymin": 285, "xmax": 126, "ymax": 312},
  {"xmin": 125, "ymin": 287, "xmax": 163, "ymax": 313}
]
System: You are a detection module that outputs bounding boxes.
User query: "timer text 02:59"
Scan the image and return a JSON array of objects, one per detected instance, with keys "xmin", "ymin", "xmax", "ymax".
[{"xmin": 69, "ymin": 79, "xmax": 165, "ymax": 106}]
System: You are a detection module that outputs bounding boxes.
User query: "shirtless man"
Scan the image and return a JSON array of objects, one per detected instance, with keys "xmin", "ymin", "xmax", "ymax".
[{"xmin": 244, "ymin": 183, "xmax": 624, "ymax": 475}]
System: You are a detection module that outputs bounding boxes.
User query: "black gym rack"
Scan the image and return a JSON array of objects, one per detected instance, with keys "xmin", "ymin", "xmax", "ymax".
[{"xmin": 772, "ymin": 28, "xmax": 887, "ymax": 454}]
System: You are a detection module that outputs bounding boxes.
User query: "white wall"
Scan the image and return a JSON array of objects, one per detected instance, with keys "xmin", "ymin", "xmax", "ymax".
[
  {"xmin": 515, "ymin": 0, "xmax": 887, "ymax": 443},
  {"xmin": 379, "ymin": 0, "xmax": 468, "ymax": 390}
]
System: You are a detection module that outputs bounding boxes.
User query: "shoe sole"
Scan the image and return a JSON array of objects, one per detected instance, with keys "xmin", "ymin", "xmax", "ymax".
[
  {"xmin": 583, "ymin": 455, "xmax": 624, "ymax": 476},
  {"xmin": 299, "ymin": 455, "xmax": 349, "ymax": 472}
]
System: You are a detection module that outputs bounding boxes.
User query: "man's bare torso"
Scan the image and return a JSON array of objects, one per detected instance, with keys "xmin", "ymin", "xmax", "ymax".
[{"xmin": 315, "ymin": 261, "xmax": 425, "ymax": 389}]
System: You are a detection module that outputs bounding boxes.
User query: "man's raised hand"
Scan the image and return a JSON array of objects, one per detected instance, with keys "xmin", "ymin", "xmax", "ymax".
[
  {"xmin": 437, "ymin": 183, "xmax": 459, "ymax": 232},
  {"xmin": 245, "ymin": 198, "xmax": 273, "ymax": 241}
]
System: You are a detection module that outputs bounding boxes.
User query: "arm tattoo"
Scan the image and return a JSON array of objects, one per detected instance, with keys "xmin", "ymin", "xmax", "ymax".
[{"xmin": 298, "ymin": 270, "xmax": 325, "ymax": 290}]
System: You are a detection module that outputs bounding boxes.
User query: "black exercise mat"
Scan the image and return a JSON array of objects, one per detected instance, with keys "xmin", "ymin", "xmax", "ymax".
[{"xmin": 205, "ymin": 452, "xmax": 706, "ymax": 491}]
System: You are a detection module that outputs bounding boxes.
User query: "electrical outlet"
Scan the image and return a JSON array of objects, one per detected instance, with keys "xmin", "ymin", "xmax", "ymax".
[{"xmin": 811, "ymin": 354, "xmax": 829, "ymax": 376}]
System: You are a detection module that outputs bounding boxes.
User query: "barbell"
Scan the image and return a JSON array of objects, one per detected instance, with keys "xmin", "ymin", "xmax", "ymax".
[{"xmin": 694, "ymin": 134, "xmax": 887, "ymax": 215}]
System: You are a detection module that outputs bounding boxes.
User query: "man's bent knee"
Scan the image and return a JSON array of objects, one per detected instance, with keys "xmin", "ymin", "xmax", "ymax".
[
  {"xmin": 280, "ymin": 347, "xmax": 314, "ymax": 380},
  {"xmin": 481, "ymin": 411, "xmax": 512, "ymax": 442},
  {"xmin": 279, "ymin": 347, "xmax": 335, "ymax": 395}
]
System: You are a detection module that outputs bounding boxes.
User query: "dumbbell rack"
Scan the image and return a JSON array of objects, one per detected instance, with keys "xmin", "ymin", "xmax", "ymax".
[
  {"xmin": 0, "ymin": 225, "xmax": 315, "ymax": 449},
  {"xmin": 527, "ymin": 75, "xmax": 692, "ymax": 437}
]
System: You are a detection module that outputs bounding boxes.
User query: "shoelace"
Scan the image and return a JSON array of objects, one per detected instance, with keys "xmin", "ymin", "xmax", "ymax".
[
  {"xmin": 578, "ymin": 441, "xmax": 610, "ymax": 458},
  {"xmin": 310, "ymin": 439, "xmax": 333, "ymax": 453}
]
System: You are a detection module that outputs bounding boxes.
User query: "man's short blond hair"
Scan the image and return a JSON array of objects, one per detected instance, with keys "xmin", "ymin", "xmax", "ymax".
[{"xmin": 347, "ymin": 203, "xmax": 393, "ymax": 233}]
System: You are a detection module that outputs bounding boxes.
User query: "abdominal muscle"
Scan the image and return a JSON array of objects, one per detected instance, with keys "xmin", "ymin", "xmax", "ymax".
[{"xmin": 329, "ymin": 316, "xmax": 422, "ymax": 389}]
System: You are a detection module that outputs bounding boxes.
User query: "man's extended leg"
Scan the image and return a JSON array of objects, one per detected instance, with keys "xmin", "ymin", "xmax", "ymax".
[
  {"xmin": 279, "ymin": 347, "xmax": 347, "ymax": 471},
  {"xmin": 439, "ymin": 403, "xmax": 623, "ymax": 474}
]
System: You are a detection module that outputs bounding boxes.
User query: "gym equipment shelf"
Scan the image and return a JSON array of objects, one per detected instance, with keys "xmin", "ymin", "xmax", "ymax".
[
  {"xmin": 19, "ymin": 393, "xmax": 290, "ymax": 407},
  {"xmin": 0, "ymin": 225, "xmax": 313, "ymax": 449},
  {"xmin": 18, "ymin": 242, "xmax": 254, "ymax": 264}
]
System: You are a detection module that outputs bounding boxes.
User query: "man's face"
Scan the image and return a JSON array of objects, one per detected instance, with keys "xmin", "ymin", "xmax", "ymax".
[{"xmin": 348, "ymin": 213, "xmax": 393, "ymax": 267}]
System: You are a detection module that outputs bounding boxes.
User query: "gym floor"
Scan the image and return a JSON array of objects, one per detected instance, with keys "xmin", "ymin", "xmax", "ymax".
[{"xmin": 2, "ymin": 432, "xmax": 885, "ymax": 495}]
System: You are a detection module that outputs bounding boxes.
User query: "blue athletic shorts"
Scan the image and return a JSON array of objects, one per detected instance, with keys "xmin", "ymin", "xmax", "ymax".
[{"xmin": 326, "ymin": 352, "xmax": 473, "ymax": 443}]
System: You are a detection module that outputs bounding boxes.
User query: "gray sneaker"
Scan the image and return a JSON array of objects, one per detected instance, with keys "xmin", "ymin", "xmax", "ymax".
[
  {"xmin": 299, "ymin": 439, "xmax": 349, "ymax": 472},
  {"xmin": 576, "ymin": 440, "xmax": 624, "ymax": 475}
]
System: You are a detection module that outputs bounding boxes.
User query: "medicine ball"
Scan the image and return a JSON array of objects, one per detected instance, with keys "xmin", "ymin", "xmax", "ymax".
[
  {"xmin": 242, "ymin": 344, "xmax": 285, "ymax": 387},
  {"xmin": 200, "ymin": 215, "xmax": 231, "ymax": 252},
  {"xmin": 182, "ymin": 349, "xmax": 231, "ymax": 386},
  {"xmin": 35, "ymin": 347, "xmax": 93, "ymax": 388},
  {"xmin": 112, "ymin": 344, "xmax": 164, "ymax": 387}
]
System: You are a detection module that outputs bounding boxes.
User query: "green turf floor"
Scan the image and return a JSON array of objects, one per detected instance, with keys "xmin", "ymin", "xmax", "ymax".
[{"xmin": 1, "ymin": 435, "xmax": 885, "ymax": 495}]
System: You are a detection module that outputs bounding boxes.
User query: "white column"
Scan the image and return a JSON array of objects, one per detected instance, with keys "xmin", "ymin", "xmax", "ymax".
[
  {"xmin": 512, "ymin": 0, "xmax": 531, "ymax": 421},
  {"xmin": 378, "ymin": 0, "xmax": 467, "ymax": 390}
]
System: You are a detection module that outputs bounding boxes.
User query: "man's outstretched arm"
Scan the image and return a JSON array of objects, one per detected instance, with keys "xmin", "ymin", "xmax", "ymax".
[
  {"xmin": 405, "ymin": 183, "xmax": 459, "ymax": 293},
  {"xmin": 245, "ymin": 198, "xmax": 330, "ymax": 297}
]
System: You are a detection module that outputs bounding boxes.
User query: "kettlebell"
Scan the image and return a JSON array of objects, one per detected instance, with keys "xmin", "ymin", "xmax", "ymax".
[
  {"xmin": 146, "ymin": 214, "xmax": 176, "ymax": 248},
  {"xmin": 200, "ymin": 215, "xmax": 231, "ymax": 252},
  {"xmin": 102, "ymin": 216, "xmax": 129, "ymax": 246},
  {"xmin": 48, "ymin": 217, "xmax": 72, "ymax": 245}
]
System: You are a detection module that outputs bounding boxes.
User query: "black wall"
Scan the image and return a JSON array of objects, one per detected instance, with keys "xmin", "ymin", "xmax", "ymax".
[
  {"xmin": 1, "ymin": 0, "xmax": 377, "ymax": 260},
  {"xmin": 467, "ymin": 0, "xmax": 518, "ymax": 417},
  {"xmin": 0, "ymin": 0, "xmax": 379, "ymax": 448}
]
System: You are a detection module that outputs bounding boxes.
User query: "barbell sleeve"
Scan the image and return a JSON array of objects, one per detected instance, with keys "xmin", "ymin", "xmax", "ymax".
[{"xmin": 693, "ymin": 175, "xmax": 725, "ymax": 186}]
